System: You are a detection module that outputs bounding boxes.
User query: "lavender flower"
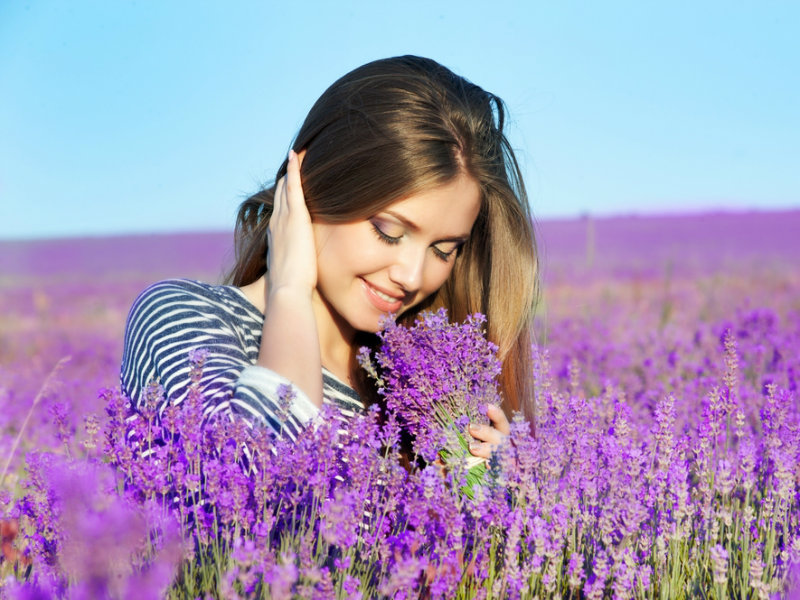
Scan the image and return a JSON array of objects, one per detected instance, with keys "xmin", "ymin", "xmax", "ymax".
[
  {"xmin": 358, "ymin": 309, "xmax": 501, "ymax": 488},
  {"xmin": 6, "ymin": 259, "xmax": 800, "ymax": 598}
]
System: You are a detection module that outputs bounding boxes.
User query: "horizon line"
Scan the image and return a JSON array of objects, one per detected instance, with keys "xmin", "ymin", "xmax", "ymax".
[{"xmin": 2, "ymin": 205, "xmax": 798, "ymax": 244}]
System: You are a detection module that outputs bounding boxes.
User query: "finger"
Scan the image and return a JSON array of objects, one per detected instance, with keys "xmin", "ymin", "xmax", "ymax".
[
  {"xmin": 468, "ymin": 441, "xmax": 493, "ymax": 459},
  {"xmin": 267, "ymin": 177, "xmax": 285, "ymax": 269},
  {"xmin": 285, "ymin": 149, "xmax": 305, "ymax": 212},
  {"xmin": 272, "ymin": 176, "xmax": 286, "ymax": 221},
  {"xmin": 468, "ymin": 422, "xmax": 504, "ymax": 446},
  {"xmin": 486, "ymin": 404, "xmax": 510, "ymax": 436}
]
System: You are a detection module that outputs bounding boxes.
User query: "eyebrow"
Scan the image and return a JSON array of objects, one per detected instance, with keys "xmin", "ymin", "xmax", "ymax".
[{"xmin": 382, "ymin": 210, "xmax": 472, "ymax": 244}]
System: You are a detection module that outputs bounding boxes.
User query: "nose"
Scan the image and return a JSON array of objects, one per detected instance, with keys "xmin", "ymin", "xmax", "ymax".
[{"xmin": 388, "ymin": 246, "xmax": 426, "ymax": 294}]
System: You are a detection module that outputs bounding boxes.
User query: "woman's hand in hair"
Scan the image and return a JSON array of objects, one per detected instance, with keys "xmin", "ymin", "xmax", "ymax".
[
  {"xmin": 467, "ymin": 404, "xmax": 510, "ymax": 459},
  {"xmin": 267, "ymin": 149, "xmax": 316, "ymax": 293}
]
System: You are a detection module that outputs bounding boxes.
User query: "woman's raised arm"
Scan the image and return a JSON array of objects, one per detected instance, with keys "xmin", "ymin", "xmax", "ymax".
[{"xmin": 257, "ymin": 149, "xmax": 323, "ymax": 407}]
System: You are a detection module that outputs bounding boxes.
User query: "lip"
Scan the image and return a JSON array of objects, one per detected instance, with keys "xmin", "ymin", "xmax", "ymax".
[{"xmin": 360, "ymin": 278, "xmax": 404, "ymax": 313}]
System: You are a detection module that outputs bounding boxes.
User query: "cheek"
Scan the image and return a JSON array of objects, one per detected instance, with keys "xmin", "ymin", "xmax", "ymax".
[
  {"xmin": 318, "ymin": 227, "xmax": 371, "ymax": 271},
  {"xmin": 349, "ymin": 229, "xmax": 399, "ymax": 272},
  {"xmin": 421, "ymin": 260, "xmax": 456, "ymax": 295}
]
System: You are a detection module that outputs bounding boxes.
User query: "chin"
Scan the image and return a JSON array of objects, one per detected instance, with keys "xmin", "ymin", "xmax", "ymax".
[
  {"xmin": 362, "ymin": 317, "xmax": 389, "ymax": 334},
  {"xmin": 351, "ymin": 311, "xmax": 394, "ymax": 334}
]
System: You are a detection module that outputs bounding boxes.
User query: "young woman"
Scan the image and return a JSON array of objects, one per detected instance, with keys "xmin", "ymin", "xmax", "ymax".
[{"xmin": 121, "ymin": 55, "xmax": 538, "ymax": 458}]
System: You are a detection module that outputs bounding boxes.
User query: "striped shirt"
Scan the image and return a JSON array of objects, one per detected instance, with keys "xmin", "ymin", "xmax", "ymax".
[{"xmin": 120, "ymin": 278, "xmax": 366, "ymax": 440}]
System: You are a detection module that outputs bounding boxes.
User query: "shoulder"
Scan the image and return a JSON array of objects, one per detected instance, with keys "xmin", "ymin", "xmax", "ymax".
[
  {"xmin": 131, "ymin": 278, "xmax": 220, "ymax": 307},
  {"xmin": 127, "ymin": 278, "xmax": 258, "ymax": 319},
  {"xmin": 121, "ymin": 279, "xmax": 258, "ymax": 399},
  {"xmin": 124, "ymin": 278, "xmax": 264, "ymax": 343},
  {"xmin": 125, "ymin": 279, "xmax": 227, "ymax": 339}
]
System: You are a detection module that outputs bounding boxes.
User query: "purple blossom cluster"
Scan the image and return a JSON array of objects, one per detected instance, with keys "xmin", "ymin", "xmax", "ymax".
[
  {"xmin": 3, "ymin": 302, "xmax": 799, "ymax": 598},
  {"xmin": 3, "ymin": 452, "xmax": 182, "ymax": 599},
  {"xmin": 3, "ymin": 220, "xmax": 800, "ymax": 598},
  {"xmin": 358, "ymin": 309, "xmax": 500, "ymax": 471}
]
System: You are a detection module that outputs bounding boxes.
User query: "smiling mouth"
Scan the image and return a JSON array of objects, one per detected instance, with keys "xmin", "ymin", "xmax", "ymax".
[
  {"xmin": 361, "ymin": 279, "xmax": 404, "ymax": 312},
  {"xmin": 372, "ymin": 287, "xmax": 399, "ymax": 303}
]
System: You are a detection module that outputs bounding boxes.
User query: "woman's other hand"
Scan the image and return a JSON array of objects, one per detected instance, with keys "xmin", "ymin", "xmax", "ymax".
[
  {"xmin": 468, "ymin": 404, "xmax": 510, "ymax": 459},
  {"xmin": 267, "ymin": 149, "xmax": 316, "ymax": 294}
]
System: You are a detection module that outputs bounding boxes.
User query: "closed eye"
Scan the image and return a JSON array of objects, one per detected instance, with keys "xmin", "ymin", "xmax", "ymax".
[
  {"xmin": 431, "ymin": 243, "xmax": 462, "ymax": 262},
  {"xmin": 372, "ymin": 218, "xmax": 465, "ymax": 261},
  {"xmin": 371, "ymin": 222, "xmax": 401, "ymax": 245}
]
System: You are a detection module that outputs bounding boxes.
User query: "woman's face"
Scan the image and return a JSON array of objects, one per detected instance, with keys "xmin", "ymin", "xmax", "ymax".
[{"xmin": 312, "ymin": 173, "xmax": 481, "ymax": 339}]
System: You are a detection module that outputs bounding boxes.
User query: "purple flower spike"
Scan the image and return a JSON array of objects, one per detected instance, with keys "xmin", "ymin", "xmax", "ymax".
[{"xmin": 360, "ymin": 309, "xmax": 501, "ymax": 486}]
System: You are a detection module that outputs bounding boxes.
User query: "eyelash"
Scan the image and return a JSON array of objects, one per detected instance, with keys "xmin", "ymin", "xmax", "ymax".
[
  {"xmin": 432, "ymin": 246, "xmax": 457, "ymax": 262},
  {"xmin": 371, "ymin": 223, "xmax": 459, "ymax": 263},
  {"xmin": 371, "ymin": 223, "xmax": 401, "ymax": 245}
]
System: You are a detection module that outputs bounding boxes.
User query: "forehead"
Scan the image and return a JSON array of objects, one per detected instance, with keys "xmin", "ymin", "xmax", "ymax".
[{"xmin": 381, "ymin": 174, "xmax": 481, "ymax": 236}]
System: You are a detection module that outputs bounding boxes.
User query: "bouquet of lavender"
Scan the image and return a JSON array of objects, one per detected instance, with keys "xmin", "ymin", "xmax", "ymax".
[{"xmin": 358, "ymin": 309, "xmax": 502, "ymax": 494}]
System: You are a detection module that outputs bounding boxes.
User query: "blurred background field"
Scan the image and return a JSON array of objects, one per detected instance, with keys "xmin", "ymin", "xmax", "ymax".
[
  {"xmin": 1, "ymin": 209, "xmax": 798, "ymax": 480},
  {"xmin": 2, "ymin": 209, "xmax": 800, "ymax": 597}
]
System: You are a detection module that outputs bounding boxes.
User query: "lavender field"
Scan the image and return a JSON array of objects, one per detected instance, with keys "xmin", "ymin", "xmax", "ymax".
[{"xmin": 1, "ymin": 210, "xmax": 799, "ymax": 598}]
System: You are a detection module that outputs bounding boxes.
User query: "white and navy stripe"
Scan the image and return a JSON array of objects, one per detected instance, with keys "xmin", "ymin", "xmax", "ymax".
[{"xmin": 121, "ymin": 279, "xmax": 366, "ymax": 441}]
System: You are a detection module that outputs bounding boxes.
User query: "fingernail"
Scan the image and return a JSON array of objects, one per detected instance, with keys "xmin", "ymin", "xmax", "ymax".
[
  {"xmin": 288, "ymin": 149, "xmax": 295, "ymax": 162},
  {"xmin": 468, "ymin": 423, "xmax": 478, "ymax": 433},
  {"xmin": 469, "ymin": 442, "xmax": 480, "ymax": 453}
]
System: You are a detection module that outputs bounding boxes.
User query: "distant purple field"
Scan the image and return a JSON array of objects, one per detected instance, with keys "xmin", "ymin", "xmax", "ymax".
[
  {"xmin": 2, "ymin": 209, "xmax": 798, "ymax": 283},
  {"xmin": 0, "ymin": 231, "xmax": 234, "ymax": 281},
  {"xmin": 536, "ymin": 209, "xmax": 800, "ymax": 281}
]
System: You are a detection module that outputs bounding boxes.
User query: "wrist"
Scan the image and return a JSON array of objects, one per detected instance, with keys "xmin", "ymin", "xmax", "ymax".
[{"xmin": 266, "ymin": 284, "xmax": 314, "ymax": 305}]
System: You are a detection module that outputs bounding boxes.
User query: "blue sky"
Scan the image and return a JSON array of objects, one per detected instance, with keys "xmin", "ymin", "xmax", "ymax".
[{"xmin": 1, "ymin": 1, "xmax": 798, "ymax": 239}]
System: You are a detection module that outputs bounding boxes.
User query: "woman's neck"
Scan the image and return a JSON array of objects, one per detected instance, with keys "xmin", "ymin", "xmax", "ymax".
[
  {"xmin": 239, "ymin": 276, "xmax": 356, "ymax": 385},
  {"xmin": 238, "ymin": 276, "xmax": 267, "ymax": 314},
  {"xmin": 311, "ymin": 290, "xmax": 356, "ymax": 385}
]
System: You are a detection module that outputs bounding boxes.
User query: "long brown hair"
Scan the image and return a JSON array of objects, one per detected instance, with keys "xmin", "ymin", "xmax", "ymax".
[{"xmin": 226, "ymin": 56, "xmax": 539, "ymax": 420}]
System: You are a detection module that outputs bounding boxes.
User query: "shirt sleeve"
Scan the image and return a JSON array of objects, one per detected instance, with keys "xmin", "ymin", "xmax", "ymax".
[{"xmin": 120, "ymin": 279, "xmax": 319, "ymax": 440}]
